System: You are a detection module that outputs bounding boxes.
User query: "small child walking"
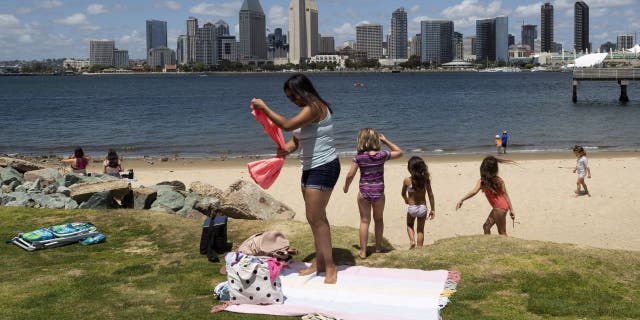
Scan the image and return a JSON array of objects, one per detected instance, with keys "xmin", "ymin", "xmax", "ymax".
[
  {"xmin": 401, "ymin": 156, "xmax": 435, "ymax": 249},
  {"xmin": 456, "ymin": 156, "xmax": 515, "ymax": 236},
  {"xmin": 572, "ymin": 145, "xmax": 591, "ymax": 196},
  {"xmin": 343, "ymin": 128, "xmax": 403, "ymax": 259}
]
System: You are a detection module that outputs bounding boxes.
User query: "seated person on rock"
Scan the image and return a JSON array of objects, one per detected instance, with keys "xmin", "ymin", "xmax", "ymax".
[
  {"xmin": 61, "ymin": 147, "xmax": 91, "ymax": 175},
  {"xmin": 103, "ymin": 149, "xmax": 124, "ymax": 178}
]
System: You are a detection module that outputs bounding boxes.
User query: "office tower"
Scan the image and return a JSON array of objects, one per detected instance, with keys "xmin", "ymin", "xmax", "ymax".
[
  {"xmin": 541, "ymin": 2, "xmax": 554, "ymax": 52},
  {"xmin": 306, "ymin": 0, "xmax": 319, "ymax": 57},
  {"xmin": 453, "ymin": 32, "xmax": 463, "ymax": 60},
  {"xmin": 356, "ymin": 24, "xmax": 383, "ymax": 60},
  {"xmin": 196, "ymin": 22, "xmax": 218, "ymax": 66},
  {"xmin": 239, "ymin": 0, "xmax": 267, "ymax": 61},
  {"xmin": 574, "ymin": 1, "xmax": 589, "ymax": 53},
  {"xmin": 617, "ymin": 35, "xmax": 634, "ymax": 50},
  {"xmin": 389, "ymin": 7, "xmax": 408, "ymax": 59},
  {"xmin": 214, "ymin": 20, "xmax": 230, "ymax": 36},
  {"xmin": 421, "ymin": 20, "xmax": 454, "ymax": 64},
  {"xmin": 187, "ymin": 17, "xmax": 198, "ymax": 64},
  {"xmin": 463, "ymin": 36, "xmax": 476, "ymax": 60},
  {"xmin": 268, "ymin": 28, "xmax": 288, "ymax": 59},
  {"xmin": 146, "ymin": 20, "xmax": 167, "ymax": 58},
  {"xmin": 149, "ymin": 47, "xmax": 176, "ymax": 67},
  {"xmin": 113, "ymin": 49, "xmax": 129, "ymax": 68},
  {"xmin": 319, "ymin": 36, "xmax": 335, "ymax": 54},
  {"xmin": 476, "ymin": 17, "xmax": 508, "ymax": 63},
  {"xmin": 508, "ymin": 34, "xmax": 515, "ymax": 46},
  {"xmin": 177, "ymin": 35, "xmax": 187, "ymax": 65},
  {"xmin": 89, "ymin": 40, "xmax": 114, "ymax": 66},
  {"xmin": 600, "ymin": 41, "xmax": 616, "ymax": 53},
  {"xmin": 521, "ymin": 25, "xmax": 537, "ymax": 51},
  {"xmin": 553, "ymin": 42, "xmax": 563, "ymax": 53},
  {"xmin": 409, "ymin": 33, "xmax": 421, "ymax": 58},
  {"xmin": 219, "ymin": 36, "xmax": 239, "ymax": 62},
  {"xmin": 289, "ymin": 0, "xmax": 318, "ymax": 63}
]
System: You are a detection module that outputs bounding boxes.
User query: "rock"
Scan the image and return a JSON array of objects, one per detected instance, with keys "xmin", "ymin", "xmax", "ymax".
[
  {"xmin": 14, "ymin": 182, "xmax": 33, "ymax": 193},
  {"xmin": 131, "ymin": 187, "xmax": 157, "ymax": 210},
  {"xmin": 32, "ymin": 193, "xmax": 71, "ymax": 209},
  {"xmin": 149, "ymin": 185, "xmax": 185, "ymax": 212},
  {"xmin": 1, "ymin": 193, "xmax": 17, "ymax": 205},
  {"xmin": 4, "ymin": 192, "xmax": 39, "ymax": 208},
  {"xmin": 0, "ymin": 157, "xmax": 45, "ymax": 173},
  {"xmin": 27, "ymin": 179, "xmax": 42, "ymax": 193},
  {"xmin": 193, "ymin": 196, "xmax": 221, "ymax": 216},
  {"xmin": 219, "ymin": 180, "xmax": 296, "ymax": 220},
  {"xmin": 42, "ymin": 184, "xmax": 58, "ymax": 195},
  {"xmin": 69, "ymin": 180, "xmax": 130, "ymax": 203},
  {"xmin": 176, "ymin": 193, "xmax": 203, "ymax": 218},
  {"xmin": 65, "ymin": 199, "xmax": 79, "ymax": 209},
  {"xmin": 78, "ymin": 191, "xmax": 120, "ymax": 210},
  {"xmin": 56, "ymin": 186, "xmax": 71, "ymax": 197},
  {"xmin": 0, "ymin": 167, "xmax": 23, "ymax": 185},
  {"xmin": 189, "ymin": 181, "xmax": 224, "ymax": 198},
  {"xmin": 23, "ymin": 168, "xmax": 61, "ymax": 188},
  {"xmin": 1, "ymin": 180, "xmax": 21, "ymax": 193},
  {"xmin": 157, "ymin": 180, "xmax": 186, "ymax": 191},
  {"xmin": 61, "ymin": 174, "xmax": 81, "ymax": 187}
]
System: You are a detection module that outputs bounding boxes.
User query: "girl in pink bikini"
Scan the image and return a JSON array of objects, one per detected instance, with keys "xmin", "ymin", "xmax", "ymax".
[
  {"xmin": 60, "ymin": 147, "xmax": 91, "ymax": 175},
  {"xmin": 456, "ymin": 156, "xmax": 515, "ymax": 236},
  {"xmin": 343, "ymin": 128, "xmax": 402, "ymax": 259}
]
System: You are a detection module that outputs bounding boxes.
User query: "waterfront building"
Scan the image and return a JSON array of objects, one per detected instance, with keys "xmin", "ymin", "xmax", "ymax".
[
  {"xmin": 389, "ymin": 7, "xmax": 408, "ymax": 59},
  {"xmin": 338, "ymin": 46, "xmax": 367, "ymax": 62},
  {"xmin": 146, "ymin": 20, "xmax": 167, "ymax": 58},
  {"xmin": 508, "ymin": 34, "xmax": 515, "ymax": 46},
  {"xmin": 187, "ymin": 17, "xmax": 198, "ymax": 64},
  {"xmin": 309, "ymin": 55, "xmax": 347, "ymax": 68},
  {"xmin": 463, "ymin": 36, "xmax": 476, "ymax": 61},
  {"xmin": 177, "ymin": 35, "xmax": 187, "ymax": 65},
  {"xmin": 541, "ymin": 2, "xmax": 554, "ymax": 52},
  {"xmin": 89, "ymin": 40, "xmax": 115, "ymax": 66},
  {"xmin": 356, "ymin": 24, "xmax": 383, "ymax": 60},
  {"xmin": 617, "ymin": 35, "xmax": 635, "ymax": 50},
  {"xmin": 553, "ymin": 42, "xmax": 563, "ymax": 53},
  {"xmin": 220, "ymin": 36, "xmax": 239, "ymax": 62},
  {"xmin": 63, "ymin": 59, "xmax": 90, "ymax": 70},
  {"xmin": 421, "ymin": 20, "xmax": 454, "ymax": 64},
  {"xmin": 289, "ymin": 0, "xmax": 319, "ymax": 64},
  {"xmin": 409, "ymin": 33, "xmax": 422, "ymax": 59},
  {"xmin": 453, "ymin": 32, "xmax": 463, "ymax": 61},
  {"xmin": 214, "ymin": 20, "xmax": 230, "ymax": 36},
  {"xmin": 521, "ymin": 25, "xmax": 537, "ymax": 54},
  {"xmin": 476, "ymin": 16, "xmax": 508, "ymax": 63},
  {"xmin": 319, "ymin": 36, "xmax": 335, "ymax": 54},
  {"xmin": 239, "ymin": 0, "xmax": 267, "ymax": 62},
  {"xmin": 113, "ymin": 49, "xmax": 129, "ymax": 68},
  {"xmin": 196, "ymin": 23, "xmax": 218, "ymax": 66},
  {"xmin": 574, "ymin": 1, "xmax": 590, "ymax": 53},
  {"xmin": 149, "ymin": 47, "xmax": 176, "ymax": 68},
  {"xmin": 600, "ymin": 41, "xmax": 616, "ymax": 53},
  {"xmin": 509, "ymin": 44, "xmax": 532, "ymax": 60}
]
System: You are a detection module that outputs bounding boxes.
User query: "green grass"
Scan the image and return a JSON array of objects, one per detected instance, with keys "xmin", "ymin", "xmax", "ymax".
[{"xmin": 1, "ymin": 207, "xmax": 638, "ymax": 320}]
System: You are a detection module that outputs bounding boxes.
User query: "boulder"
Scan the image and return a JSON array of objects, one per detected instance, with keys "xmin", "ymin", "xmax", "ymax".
[
  {"xmin": 78, "ymin": 191, "xmax": 120, "ymax": 210},
  {"xmin": 56, "ymin": 186, "xmax": 71, "ymax": 197},
  {"xmin": 219, "ymin": 180, "xmax": 296, "ymax": 220},
  {"xmin": 27, "ymin": 179, "xmax": 42, "ymax": 193},
  {"xmin": 176, "ymin": 193, "xmax": 203, "ymax": 218},
  {"xmin": 0, "ymin": 157, "xmax": 45, "ymax": 173},
  {"xmin": 149, "ymin": 185, "xmax": 185, "ymax": 212},
  {"xmin": 24, "ymin": 168, "xmax": 61, "ymax": 188},
  {"xmin": 157, "ymin": 180, "xmax": 186, "ymax": 191},
  {"xmin": 149, "ymin": 203, "xmax": 176, "ymax": 214},
  {"xmin": 58, "ymin": 173, "xmax": 104, "ymax": 188},
  {"xmin": 0, "ymin": 167, "xmax": 23, "ymax": 185},
  {"xmin": 69, "ymin": 180, "xmax": 130, "ymax": 203},
  {"xmin": 189, "ymin": 181, "xmax": 224, "ymax": 198},
  {"xmin": 131, "ymin": 187, "xmax": 157, "ymax": 210},
  {"xmin": 14, "ymin": 182, "xmax": 34, "ymax": 193},
  {"xmin": 193, "ymin": 196, "xmax": 221, "ymax": 216},
  {"xmin": 4, "ymin": 192, "xmax": 40, "ymax": 208},
  {"xmin": 1, "ymin": 180, "xmax": 21, "ymax": 193},
  {"xmin": 42, "ymin": 184, "xmax": 58, "ymax": 195},
  {"xmin": 31, "ymin": 193, "xmax": 71, "ymax": 209}
]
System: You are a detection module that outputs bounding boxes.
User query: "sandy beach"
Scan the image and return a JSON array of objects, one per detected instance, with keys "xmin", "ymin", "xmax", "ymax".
[{"xmin": 99, "ymin": 152, "xmax": 640, "ymax": 252}]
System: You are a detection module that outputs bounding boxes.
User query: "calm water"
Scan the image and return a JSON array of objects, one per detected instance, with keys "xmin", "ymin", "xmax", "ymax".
[{"xmin": 1, "ymin": 72, "xmax": 639, "ymax": 158}]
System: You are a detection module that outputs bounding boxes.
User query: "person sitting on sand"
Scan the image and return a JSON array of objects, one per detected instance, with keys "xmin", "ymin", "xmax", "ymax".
[
  {"xmin": 572, "ymin": 145, "xmax": 591, "ymax": 197},
  {"xmin": 456, "ymin": 156, "xmax": 515, "ymax": 236},
  {"xmin": 60, "ymin": 147, "xmax": 91, "ymax": 175},
  {"xmin": 103, "ymin": 149, "xmax": 123, "ymax": 178},
  {"xmin": 401, "ymin": 156, "xmax": 435, "ymax": 249}
]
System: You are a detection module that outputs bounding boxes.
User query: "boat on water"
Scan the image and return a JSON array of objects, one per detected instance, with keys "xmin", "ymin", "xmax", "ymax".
[
  {"xmin": 354, "ymin": 82, "xmax": 364, "ymax": 87},
  {"xmin": 479, "ymin": 67, "xmax": 522, "ymax": 73}
]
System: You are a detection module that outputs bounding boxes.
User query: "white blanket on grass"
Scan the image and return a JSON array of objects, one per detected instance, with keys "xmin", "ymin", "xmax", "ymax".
[{"xmin": 224, "ymin": 262, "xmax": 455, "ymax": 320}]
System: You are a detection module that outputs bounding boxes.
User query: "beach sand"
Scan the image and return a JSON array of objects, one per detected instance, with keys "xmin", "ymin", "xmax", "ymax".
[{"xmin": 100, "ymin": 152, "xmax": 640, "ymax": 252}]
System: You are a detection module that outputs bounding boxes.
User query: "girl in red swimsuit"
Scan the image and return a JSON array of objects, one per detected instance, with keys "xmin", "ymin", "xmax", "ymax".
[{"xmin": 456, "ymin": 156, "xmax": 515, "ymax": 236}]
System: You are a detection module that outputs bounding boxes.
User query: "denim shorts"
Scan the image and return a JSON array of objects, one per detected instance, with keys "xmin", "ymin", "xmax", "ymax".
[{"xmin": 300, "ymin": 158, "xmax": 341, "ymax": 191}]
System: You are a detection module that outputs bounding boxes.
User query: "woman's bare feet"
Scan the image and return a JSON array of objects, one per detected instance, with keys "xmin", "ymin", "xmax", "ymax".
[
  {"xmin": 323, "ymin": 264, "xmax": 337, "ymax": 284},
  {"xmin": 359, "ymin": 249, "xmax": 367, "ymax": 259},
  {"xmin": 298, "ymin": 260, "xmax": 317, "ymax": 276},
  {"xmin": 409, "ymin": 242, "xmax": 416, "ymax": 250}
]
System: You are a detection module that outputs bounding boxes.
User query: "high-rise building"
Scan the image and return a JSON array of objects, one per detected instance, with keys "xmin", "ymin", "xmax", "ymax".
[
  {"xmin": 89, "ymin": 40, "xmax": 114, "ymax": 66},
  {"xmin": 289, "ymin": 0, "xmax": 318, "ymax": 63},
  {"xmin": 220, "ymin": 36, "xmax": 239, "ymax": 62},
  {"xmin": 574, "ymin": 1, "xmax": 590, "ymax": 53},
  {"xmin": 214, "ymin": 20, "xmax": 230, "ymax": 36},
  {"xmin": 356, "ymin": 24, "xmax": 383, "ymax": 60},
  {"xmin": 196, "ymin": 22, "xmax": 218, "ymax": 66},
  {"xmin": 553, "ymin": 42, "xmax": 563, "ymax": 53},
  {"xmin": 239, "ymin": 0, "xmax": 267, "ymax": 62},
  {"xmin": 409, "ymin": 33, "xmax": 421, "ymax": 58},
  {"xmin": 149, "ymin": 47, "xmax": 176, "ymax": 67},
  {"xmin": 453, "ymin": 32, "xmax": 463, "ymax": 60},
  {"xmin": 541, "ymin": 2, "xmax": 554, "ymax": 52},
  {"xmin": 421, "ymin": 20, "xmax": 454, "ymax": 64},
  {"xmin": 508, "ymin": 34, "xmax": 515, "ymax": 46},
  {"xmin": 113, "ymin": 49, "xmax": 129, "ymax": 68},
  {"xmin": 389, "ymin": 7, "xmax": 408, "ymax": 59},
  {"xmin": 600, "ymin": 41, "xmax": 616, "ymax": 53},
  {"xmin": 476, "ymin": 17, "xmax": 508, "ymax": 63},
  {"xmin": 617, "ymin": 34, "xmax": 635, "ymax": 50},
  {"xmin": 521, "ymin": 25, "xmax": 537, "ymax": 51},
  {"xmin": 268, "ymin": 28, "xmax": 288, "ymax": 59},
  {"xmin": 146, "ymin": 20, "xmax": 167, "ymax": 58},
  {"xmin": 319, "ymin": 36, "xmax": 335, "ymax": 54},
  {"xmin": 463, "ymin": 36, "xmax": 476, "ymax": 60},
  {"xmin": 177, "ymin": 35, "xmax": 187, "ymax": 65},
  {"xmin": 187, "ymin": 17, "xmax": 198, "ymax": 64}
]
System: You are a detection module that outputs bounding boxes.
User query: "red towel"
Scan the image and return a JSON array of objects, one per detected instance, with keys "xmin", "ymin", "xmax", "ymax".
[{"xmin": 248, "ymin": 106, "xmax": 286, "ymax": 189}]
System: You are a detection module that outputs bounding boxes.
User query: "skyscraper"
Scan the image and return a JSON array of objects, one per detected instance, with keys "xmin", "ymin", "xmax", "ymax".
[
  {"xmin": 521, "ymin": 25, "xmax": 537, "ymax": 51},
  {"xmin": 89, "ymin": 40, "xmax": 114, "ymax": 66},
  {"xmin": 146, "ymin": 20, "xmax": 167, "ymax": 57},
  {"xmin": 177, "ymin": 35, "xmax": 187, "ymax": 65},
  {"xmin": 389, "ymin": 7, "xmax": 408, "ymax": 59},
  {"xmin": 409, "ymin": 33, "xmax": 422, "ymax": 58},
  {"xmin": 421, "ymin": 20, "xmax": 454, "ymax": 64},
  {"xmin": 289, "ymin": 0, "xmax": 319, "ymax": 64},
  {"xmin": 239, "ymin": 0, "xmax": 267, "ymax": 61},
  {"xmin": 476, "ymin": 16, "xmax": 509, "ymax": 63},
  {"xmin": 319, "ymin": 36, "xmax": 335, "ymax": 54},
  {"xmin": 453, "ymin": 32, "xmax": 463, "ymax": 60},
  {"xmin": 574, "ymin": 1, "xmax": 589, "ymax": 53},
  {"xmin": 214, "ymin": 20, "xmax": 230, "ymax": 36},
  {"xmin": 356, "ymin": 24, "xmax": 383, "ymax": 60},
  {"xmin": 196, "ymin": 22, "xmax": 218, "ymax": 66},
  {"xmin": 617, "ymin": 34, "xmax": 635, "ymax": 50},
  {"xmin": 187, "ymin": 17, "xmax": 198, "ymax": 64},
  {"xmin": 541, "ymin": 2, "xmax": 554, "ymax": 52}
]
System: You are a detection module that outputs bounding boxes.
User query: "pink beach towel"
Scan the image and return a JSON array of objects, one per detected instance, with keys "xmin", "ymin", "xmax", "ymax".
[{"xmin": 248, "ymin": 105, "xmax": 286, "ymax": 189}]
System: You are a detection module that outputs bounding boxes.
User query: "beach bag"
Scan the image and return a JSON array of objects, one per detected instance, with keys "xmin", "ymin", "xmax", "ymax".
[
  {"xmin": 248, "ymin": 105, "xmax": 286, "ymax": 189},
  {"xmin": 227, "ymin": 254, "xmax": 284, "ymax": 305},
  {"xmin": 200, "ymin": 215, "xmax": 231, "ymax": 262},
  {"xmin": 237, "ymin": 231, "xmax": 297, "ymax": 261}
]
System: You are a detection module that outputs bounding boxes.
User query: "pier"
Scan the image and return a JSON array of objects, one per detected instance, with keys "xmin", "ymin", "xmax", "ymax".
[{"xmin": 572, "ymin": 68, "xmax": 640, "ymax": 103}]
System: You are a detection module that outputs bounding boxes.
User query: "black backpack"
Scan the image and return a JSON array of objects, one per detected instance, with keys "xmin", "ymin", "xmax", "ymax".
[{"xmin": 199, "ymin": 215, "xmax": 232, "ymax": 263}]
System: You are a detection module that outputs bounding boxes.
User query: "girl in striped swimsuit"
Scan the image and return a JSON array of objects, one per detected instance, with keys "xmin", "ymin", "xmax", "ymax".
[{"xmin": 343, "ymin": 128, "xmax": 402, "ymax": 259}]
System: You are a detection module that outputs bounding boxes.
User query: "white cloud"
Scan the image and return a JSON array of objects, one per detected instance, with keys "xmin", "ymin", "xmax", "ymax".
[
  {"xmin": 333, "ymin": 23, "xmax": 356, "ymax": 40},
  {"xmin": 413, "ymin": 16, "xmax": 433, "ymax": 24},
  {"xmin": 190, "ymin": 1, "xmax": 242, "ymax": 17},
  {"xmin": 113, "ymin": 3, "xmax": 127, "ymax": 11},
  {"xmin": 410, "ymin": 5, "xmax": 420, "ymax": 13},
  {"xmin": 56, "ymin": 13, "xmax": 87, "ymax": 26},
  {"xmin": 268, "ymin": 5, "xmax": 287, "ymax": 28},
  {"xmin": 154, "ymin": 1, "xmax": 181, "ymax": 11},
  {"xmin": 87, "ymin": 4, "xmax": 108, "ymax": 15},
  {"xmin": 16, "ymin": 7, "xmax": 33, "ymax": 15},
  {"xmin": 38, "ymin": 0, "xmax": 63, "ymax": 9},
  {"xmin": 0, "ymin": 14, "xmax": 21, "ymax": 28},
  {"xmin": 441, "ymin": 0, "xmax": 507, "ymax": 28},
  {"xmin": 513, "ymin": 2, "xmax": 543, "ymax": 18}
]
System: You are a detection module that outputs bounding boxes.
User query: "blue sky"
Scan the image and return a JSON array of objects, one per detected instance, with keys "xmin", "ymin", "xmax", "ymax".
[{"xmin": 1, "ymin": 0, "xmax": 639, "ymax": 60}]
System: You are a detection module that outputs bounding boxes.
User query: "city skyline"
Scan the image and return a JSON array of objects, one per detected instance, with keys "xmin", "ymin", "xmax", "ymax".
[{"xmin": 1, "ymin": 0, "xmax": 639, "ymax": 60}]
